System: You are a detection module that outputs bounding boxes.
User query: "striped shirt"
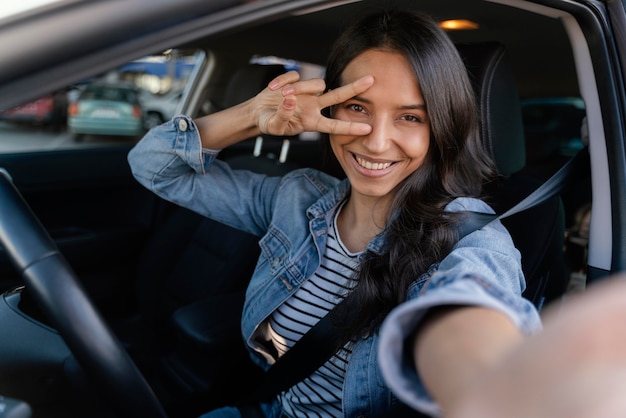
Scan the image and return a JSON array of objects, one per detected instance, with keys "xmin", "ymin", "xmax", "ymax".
[{"xmin": 268, "ymin": 204, "xmax": 360, "ymax": 417}]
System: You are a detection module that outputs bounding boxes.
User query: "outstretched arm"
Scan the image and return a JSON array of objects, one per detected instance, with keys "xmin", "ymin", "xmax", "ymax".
[
  {"xmin": 445, "ymin": 277, "xmax": 626, "ymax": 418},
  {"xmin": 194, "ymin": 71, "xmax": 374, "ymax": 150},
  {"xmin": 413, "ymin": 306, "xmax": 522, "ymax": 415}
]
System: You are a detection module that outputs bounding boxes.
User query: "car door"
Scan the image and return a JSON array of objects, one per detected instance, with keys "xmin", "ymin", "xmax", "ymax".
[
  {"xmin": 604, "ymin": 0, "xmax": 626, "ymax": 274},
  {"xmin": 0, "ymin": 145, "xmax": 155, "ymax": 314},
  {"xmin": 0, "ymin": 51, "xmax": 203, "ymax": 317},
  {"xmin": 571, "ymin": 0, "xmax": 626, "ymax": 281}
]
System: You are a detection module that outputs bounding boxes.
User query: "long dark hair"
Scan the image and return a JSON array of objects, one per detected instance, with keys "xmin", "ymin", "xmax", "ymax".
[{"xmin": 324, "ymin": 10, "xmax": 498, "ymax": 339}]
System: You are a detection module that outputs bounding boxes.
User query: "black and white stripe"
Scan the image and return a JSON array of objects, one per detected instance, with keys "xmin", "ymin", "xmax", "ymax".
[{"xmin": 268, "ymin": 206, "xmax": 360, "ymax": 417}]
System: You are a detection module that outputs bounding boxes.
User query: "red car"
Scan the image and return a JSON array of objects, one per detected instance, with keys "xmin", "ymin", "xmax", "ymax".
[{"xmin": 0, "ymin": 91, "xmax": 67, "ymax": 128}]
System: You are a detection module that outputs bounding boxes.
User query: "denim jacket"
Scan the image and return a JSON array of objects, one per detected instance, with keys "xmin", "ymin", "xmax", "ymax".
[{"xmin": 128, "ymin": 116, "xmax": 542, "ymax": 417}]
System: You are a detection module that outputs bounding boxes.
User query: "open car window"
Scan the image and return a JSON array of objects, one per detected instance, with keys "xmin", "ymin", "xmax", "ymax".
[{"xmin": 0, "ymin": 49, "xmax": 204, "ymax": 153}]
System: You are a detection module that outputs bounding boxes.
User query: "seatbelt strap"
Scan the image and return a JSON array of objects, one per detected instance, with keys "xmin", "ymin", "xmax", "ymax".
[
  {"xmin": 457, "ymin": 147, "xmax": 590, "ymax": 238},
  {"xmin": 241, "ymin": 147, "xmax": 590, "ymax": 406},
  {"xmin": 242, "ymin": 297, "xmax": 349, "ymax": 404}
]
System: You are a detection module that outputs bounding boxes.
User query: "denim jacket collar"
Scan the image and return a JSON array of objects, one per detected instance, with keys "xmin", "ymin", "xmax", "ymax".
[{"xmin": 307, "ymin": 178, "xmax": 388, "ymax": 256}]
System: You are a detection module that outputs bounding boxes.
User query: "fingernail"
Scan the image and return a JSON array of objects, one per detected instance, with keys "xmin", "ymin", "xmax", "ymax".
[
  {"xmin": 269, "ymin": 80, "xmax": 280, "ymax": 90},
  {"xmin": 282, "ymin": 86, "xmax": 295, "ymax": 96},
  {"xmin": 283, "ymin": 98, "xmax": 295, "ymax": 110}
]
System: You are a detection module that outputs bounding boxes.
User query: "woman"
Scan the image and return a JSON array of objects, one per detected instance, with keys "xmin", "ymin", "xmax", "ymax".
[{"xmin": 129, "ymin": 10, "xmax": 541, "ymax": 417}]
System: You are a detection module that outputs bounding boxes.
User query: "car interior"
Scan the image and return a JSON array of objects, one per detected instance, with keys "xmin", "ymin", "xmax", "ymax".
[{"xmin": 0, "ymin": 0, "xmax": 611, "ymax": 417}]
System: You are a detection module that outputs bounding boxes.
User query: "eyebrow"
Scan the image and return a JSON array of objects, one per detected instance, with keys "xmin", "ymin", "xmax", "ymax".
[{"xmin": 351, "ymin": 95, "xmax": 427, "ymax": 111}]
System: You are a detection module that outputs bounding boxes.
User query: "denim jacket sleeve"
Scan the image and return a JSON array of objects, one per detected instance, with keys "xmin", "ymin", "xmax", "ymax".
[
  {"xmin": 127, "ymin": 115, "xmax": 283, "ymax": 236},
  {"xmin": 377, "ymin": 197, "xmax": 542, "ymax": 417}
]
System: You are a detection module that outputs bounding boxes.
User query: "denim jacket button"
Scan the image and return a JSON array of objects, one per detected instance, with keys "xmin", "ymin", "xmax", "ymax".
[{"xmin": 178, "ymin": 118, "xmax": 188, "ymax": 132}]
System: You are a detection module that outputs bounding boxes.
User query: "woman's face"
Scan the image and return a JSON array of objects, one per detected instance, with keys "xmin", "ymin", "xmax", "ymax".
[{"xmin": 330, "ymin": 49, "xmax": 430, "ymax": 204}]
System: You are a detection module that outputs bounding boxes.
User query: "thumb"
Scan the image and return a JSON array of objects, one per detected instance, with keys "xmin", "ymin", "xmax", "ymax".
[
  {"xmin": 261, "ymin": 95, "xmax": 297, "ymax": 135},
  {"xmin": 280, "ymin": 95, "xmax": 296, "ymax": 115},
  {"xmin": 273, "ymin": 95, "xmax": 296, "ymax": 130}
]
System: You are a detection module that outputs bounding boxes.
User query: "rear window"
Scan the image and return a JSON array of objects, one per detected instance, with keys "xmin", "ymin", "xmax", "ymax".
[{"xmin": 80, "ymin": 86, "xmax": 139, "ymax": 103}]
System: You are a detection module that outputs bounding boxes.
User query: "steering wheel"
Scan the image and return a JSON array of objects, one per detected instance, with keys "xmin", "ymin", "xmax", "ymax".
[{"xmin": 0, "ymin": 171, "xmax": 167, "ymax": 418}]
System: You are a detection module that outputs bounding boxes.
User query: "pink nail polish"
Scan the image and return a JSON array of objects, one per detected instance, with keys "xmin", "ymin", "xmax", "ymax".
[{"xmin": 269, "ymin": 81, "xmax": 280, "ymax": 90}]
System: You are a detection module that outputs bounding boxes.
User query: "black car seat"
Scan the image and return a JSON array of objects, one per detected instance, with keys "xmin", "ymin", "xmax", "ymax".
[{"xmin": 457, "ymin": 42, "xmax": 568, "ymax": 310}]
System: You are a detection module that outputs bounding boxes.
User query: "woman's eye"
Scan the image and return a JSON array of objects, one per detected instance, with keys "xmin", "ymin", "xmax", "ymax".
[
  {"xmin": 401, "ymin": 114, "xmax": 423, "ymax": 123},
  {"xmin": 348, "ymin": 103, "xmax": 366, "ymax": 113}
]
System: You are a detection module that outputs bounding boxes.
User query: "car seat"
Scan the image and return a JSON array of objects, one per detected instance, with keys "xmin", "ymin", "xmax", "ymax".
[{"xmin": 457, "ymin": 42, "xmax": 568, "ymax": 310}]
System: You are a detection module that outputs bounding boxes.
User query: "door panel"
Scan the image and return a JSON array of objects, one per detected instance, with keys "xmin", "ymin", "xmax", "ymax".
[{"xmin": 0, "ymin": 145, "xmax": 159, "ymax": 316}]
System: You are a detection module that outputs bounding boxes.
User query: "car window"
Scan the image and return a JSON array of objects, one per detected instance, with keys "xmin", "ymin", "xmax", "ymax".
[
  {"xmin": 0, "ymin": 49, "xmax": 204, "ymax": 153},
  {"xmin": 521, "ymin": 96, "xmax": 587, "ymax": 177}
]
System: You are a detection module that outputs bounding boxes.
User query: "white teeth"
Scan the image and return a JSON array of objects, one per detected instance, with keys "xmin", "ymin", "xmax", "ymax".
[{"xmin": 356, "ymin": 156, "xmax": 392, "ymax": 170}]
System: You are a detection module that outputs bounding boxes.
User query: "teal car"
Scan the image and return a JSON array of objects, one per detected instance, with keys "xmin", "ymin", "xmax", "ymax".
[{"xmin": 67, "ymin": 83, "xmax": 144, "ymax": 140}]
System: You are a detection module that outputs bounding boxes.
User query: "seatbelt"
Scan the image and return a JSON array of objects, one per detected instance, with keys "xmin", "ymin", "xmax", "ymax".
[
  {"xmin": 458, "ymin": 147, "xmax": 590, "ymax": 237},
  {"xmin": 239, "ymin": 147, "xmax": 591, "ymax": 408},
  {"xmin": 241, "ymin": 297, "xmax": 351, "ymax": 404}
]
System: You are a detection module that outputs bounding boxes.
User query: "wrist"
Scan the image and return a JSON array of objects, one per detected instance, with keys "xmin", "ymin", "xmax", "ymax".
[{"xmin": 243, "ymin": 96, "xmax": 263, "ymax": 137}]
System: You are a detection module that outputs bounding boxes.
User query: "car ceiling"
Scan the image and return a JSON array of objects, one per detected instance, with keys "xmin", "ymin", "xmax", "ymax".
[
  {"xmin": 0, "ymin": 0, "xmax": 580, "ymax": 109},
  {"xmin": 200, "ymin": 0, "xmax": 578, "ymax": 100}
]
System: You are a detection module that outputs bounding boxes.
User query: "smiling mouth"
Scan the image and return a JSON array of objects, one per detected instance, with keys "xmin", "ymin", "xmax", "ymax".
[{"xmin": 355, "ymin": 155, "xmax": 394, "ymax": 170}]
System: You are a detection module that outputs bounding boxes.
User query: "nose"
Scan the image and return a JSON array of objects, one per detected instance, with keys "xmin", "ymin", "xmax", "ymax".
[{"xmin": 361, "ymin": 117, "xmax": 392, "ymax": 154}]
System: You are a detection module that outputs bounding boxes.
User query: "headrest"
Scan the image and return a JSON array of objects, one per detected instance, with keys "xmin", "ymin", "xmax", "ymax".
[
  {"xmin": 457, "ymin": 42, "xmax": 526, "ymax": 176},
  {"xmin": 223, "ymin": 64, "xmax": 286, "ymax": 108}
]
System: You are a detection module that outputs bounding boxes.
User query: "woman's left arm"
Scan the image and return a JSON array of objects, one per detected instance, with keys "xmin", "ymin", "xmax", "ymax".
[
  {"xmin": 377, "ymin": 198, "xmax": 542, "ymax": 416},
  {"xmin": 419, "ymin": 277, "xmax": 626, "ymax": 418},
  {"xmin": 413, "ymin": 305, "xmax": 522, "ymax": 415}
]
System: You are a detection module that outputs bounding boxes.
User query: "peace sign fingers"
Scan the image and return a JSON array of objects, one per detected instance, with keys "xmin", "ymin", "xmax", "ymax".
[{"xmin": 318, "ymin": 75, "xmax": 374, "ymax": 109}]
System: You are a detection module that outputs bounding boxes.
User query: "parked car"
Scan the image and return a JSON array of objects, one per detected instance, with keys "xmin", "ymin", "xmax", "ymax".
[
  {"xmin": 140, "ymin": 89, "xmax": 183, "ymax": 130},
  {"xmin": 0, "ymin": 90, "xmax": 67, "ymax": 129},
  {"xmin": 67, "ymin": 82, "xmax": 144, "ymax": 140},
  {"xmin": 0, "ymin": 0, "xmax": 623, "ymax": 417}
]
